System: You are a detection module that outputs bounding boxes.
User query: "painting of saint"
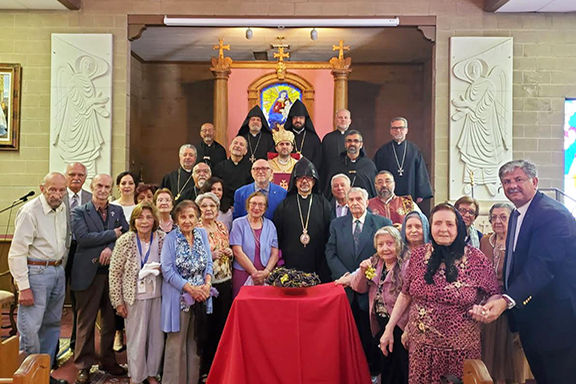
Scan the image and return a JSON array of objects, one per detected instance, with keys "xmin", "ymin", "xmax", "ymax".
[
  {"xmin": 261, "ymin": 83, "xmax": 301, "ymax": 130},
  {"xmin": 0, "ymin": 73, "xmax": 12, "ymax": 140}
]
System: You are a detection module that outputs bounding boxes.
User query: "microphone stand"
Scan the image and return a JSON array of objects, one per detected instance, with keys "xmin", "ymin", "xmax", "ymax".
[{"xmin": 0, "ymin": 199, "xmax": 27, "ymax": 214}]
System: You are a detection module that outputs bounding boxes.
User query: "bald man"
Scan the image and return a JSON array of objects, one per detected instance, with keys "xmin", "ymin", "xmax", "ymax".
[
  {"xmin": 196, "ymin": 123, "xmax": 226, "ymax": 169},
  {"xmin": 71, "ymin": 174, "xmax": 129, "ymax": 383},
  {"xmin": 8, "ymin": 172, "xmax": 70, "ymax": 384},
  {"xmin": 233, "ymin": 159, "xmax": 287, "ymax": 220}
]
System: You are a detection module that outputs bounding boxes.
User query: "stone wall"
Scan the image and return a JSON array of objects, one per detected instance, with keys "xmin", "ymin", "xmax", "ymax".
[{"xmin": 0, "ymin": 0, "xmax": 575, "ymax": 231}]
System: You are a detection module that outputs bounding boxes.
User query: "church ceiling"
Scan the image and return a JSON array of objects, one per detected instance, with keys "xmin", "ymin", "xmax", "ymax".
[{"xmin": 131, "ymin": 26, "xmax": 433, "ymax": 64}]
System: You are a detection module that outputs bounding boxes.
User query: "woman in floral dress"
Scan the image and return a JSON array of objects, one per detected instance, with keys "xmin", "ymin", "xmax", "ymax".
[{"xmin": 381, "ymin": 203, "xmax": 500, "ymax": 383}]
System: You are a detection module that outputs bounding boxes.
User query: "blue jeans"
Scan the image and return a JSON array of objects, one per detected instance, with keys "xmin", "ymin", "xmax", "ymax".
[{"xmin": 17, "ymin": 263, "xmax": 65, "ymax": 366}]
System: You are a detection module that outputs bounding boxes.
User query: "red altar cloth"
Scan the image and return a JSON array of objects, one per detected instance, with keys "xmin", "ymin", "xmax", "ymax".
[{"xmin": 207, "ymin": 283, "xmax": 371, "ymax": 384}]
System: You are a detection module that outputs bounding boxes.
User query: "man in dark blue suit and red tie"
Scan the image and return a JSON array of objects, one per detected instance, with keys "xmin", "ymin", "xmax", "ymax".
[{"xmin": 473, "ymin": 160, "xmax": 576, "ymax": 383}]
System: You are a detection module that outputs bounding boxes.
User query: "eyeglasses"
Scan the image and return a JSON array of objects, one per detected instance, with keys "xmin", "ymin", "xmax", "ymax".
[
  {"xmin": 249, "ymin": 202, "xmax": 266, "ymax": 208},
  {"xmin": 489, "ymin": 214, "xmax": 509, "ymax": 222},
  {"xmin": 457, "ymin": 208, "xmax": 476, "ymax": 216},
  {"xmin": 501, "ymin": 177, "xmax": 529, "ymax": 186},
  {"xmin": 345, "ymin": 139, "xmax": 362, "ymax": 144},
  {"xmin": 390, "ymin": 126, "xmax": 407, "ymax": 130},
  {"xmin": 252, "ymin": 167, "xmax": 270, "ymax": 172},
  {"xmin": 194, "ymin": 169, "xmax": 210, "ymax": 174},
  {"xmin": 375, "ymin": 180, "xmax": 394, "ymax": 186}
]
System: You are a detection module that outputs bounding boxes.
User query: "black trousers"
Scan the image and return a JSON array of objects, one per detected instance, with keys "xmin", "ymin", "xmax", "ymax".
[
  {"xmin": 375, "ymin": 315, "xmax": 409, "ymax": 384},
  {"xmin": 200, "ymin": 280, "xmax": 233, "ymax": 377},
  {"xmin": 351, "ymin": 298, "xmax": 380, "ymax": 376}
]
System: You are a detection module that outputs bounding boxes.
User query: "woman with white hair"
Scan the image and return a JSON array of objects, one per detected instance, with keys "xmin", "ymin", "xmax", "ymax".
[
  {"xmin": 195, "ymin": 192, "xmax": 233, "ymax": 381},
  {"xmin": 336, "ymin": 226, "xmax": 409, "ymax": 384}
]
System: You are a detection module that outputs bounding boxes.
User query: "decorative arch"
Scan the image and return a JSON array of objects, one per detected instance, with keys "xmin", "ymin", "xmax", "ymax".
[{"xmin": 247, "ymin": 71, "xmax": 315, "ymax": 120}]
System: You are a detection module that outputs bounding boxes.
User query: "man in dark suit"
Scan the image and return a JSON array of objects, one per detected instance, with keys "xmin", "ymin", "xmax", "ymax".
[
  {"xmin": 325, "ymin": 187, "xmax": 392, "ymax": 380},
  {"xmin": 233, "ymin": 159, "xmax": 287, "ymax": 220},
  {"xmin": 63, "ymin": 162, "xmax": 92, "ymax": 352},
  {"xmin": 71, "ymin": 174, "xmax": 129, "ymax": 384},
  {"xmin": 475, "ymin": 160, "xmax": 576, "ymax": 383}
]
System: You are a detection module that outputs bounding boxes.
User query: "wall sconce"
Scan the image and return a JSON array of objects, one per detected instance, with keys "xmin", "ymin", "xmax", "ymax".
[
  {"xmin": 310, "ymin": 28, "xmax": 318, "ymax": 41},
  {"xmin": 246, "ymin": 28, "xmax": 253, "ymax": 40}
]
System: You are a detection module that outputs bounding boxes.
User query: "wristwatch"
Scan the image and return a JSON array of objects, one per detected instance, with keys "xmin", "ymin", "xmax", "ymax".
[{"xmin": 502, "ymin": 294, "xmax": 515, "ymax": 310}]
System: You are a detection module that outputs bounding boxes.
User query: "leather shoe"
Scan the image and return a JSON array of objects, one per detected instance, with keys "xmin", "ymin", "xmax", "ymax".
[
  {"xmin": 50, "ymin": 377, "xmax": 68, "ymax": 384},
  {"xmin": 99, "ymin": 363, "xmax": 127, "ymax": 376},
  {"xmin": 75, "ymin": 369, "xmax": 90, "ymax": 384}
]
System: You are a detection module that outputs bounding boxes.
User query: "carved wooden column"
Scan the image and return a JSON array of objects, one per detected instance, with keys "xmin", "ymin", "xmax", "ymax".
[
  {"xmin": 330, "ymin": 40, "xmax": 352, "ymax": 116},
  {"xmin": 210, "ymin": 39, "xmax": 233, "ymax": 147}
]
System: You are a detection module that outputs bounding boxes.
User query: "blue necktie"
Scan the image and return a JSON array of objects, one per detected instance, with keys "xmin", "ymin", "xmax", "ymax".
[
  {"xmin": 70, "ymin": 194, "xmax": 79, "ymax": 240},
  {"xmin": 353, "ymin": 220, "xmax": 361, "ymax": 253},
  {"xmin": 504, "ymin": 209, "xmax": 520, "ymax": 289}
]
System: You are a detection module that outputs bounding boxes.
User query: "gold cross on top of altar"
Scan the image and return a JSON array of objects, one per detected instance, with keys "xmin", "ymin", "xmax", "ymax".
[
  {"xmin": 274, "ymin": 46, "xmax": 290, "ymax": 63},
  {"xmin": 212, "ymin": 38, "xmax": 230, "ymax": 59},
  {"xmin": 333, "ymin": 40, "xmax": 350, "ymax": 60}
]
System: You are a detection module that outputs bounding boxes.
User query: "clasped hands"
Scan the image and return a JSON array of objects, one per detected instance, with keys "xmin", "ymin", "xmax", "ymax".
[
  {"xmin": 469, "ymin": 295, "xmax": 508, "ymax": 324},
  {"xmin": 250, "ymin": 269, "xmax": 269, "ymax": 285},
  {"xmin": 184, "ymin": 282, "xmax": 211, "ymax": 302}
]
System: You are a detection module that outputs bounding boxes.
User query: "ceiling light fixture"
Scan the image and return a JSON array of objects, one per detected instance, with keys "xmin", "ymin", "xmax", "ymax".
[
  {"xmin": 245, "ymin": 27, "xmax": 253, "ymax": 40},
  {"xmin": 163, "ymin": 17, "xmax": 400, "ymax": 28},
  {"xmin": 310, "ymin": 28, "xmax": 318, "ymax": 41}
]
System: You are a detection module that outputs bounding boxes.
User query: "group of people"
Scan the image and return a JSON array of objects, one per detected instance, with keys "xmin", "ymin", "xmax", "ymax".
[{"xmin": 6, "ymin": 101, "xmax": 575, "ymax": 384}]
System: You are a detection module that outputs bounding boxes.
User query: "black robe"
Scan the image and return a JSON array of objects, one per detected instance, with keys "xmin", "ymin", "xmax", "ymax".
[
  {"xmin": 242, "ymin": 132, "xmax": 275, "ymax": 162},
  {"xmin": 213, "ymin": 156, "xmax": 253, "ymax": 203},
  {"xmin": 159, "ymin": 168, "xmax": 199, "ymax": 203},
  {"xmin": 321, "ymin": 129, "xmax": 347, "ymax": 186},
  {"xmin": 196, "ymin": 140, "xmax": 227, "ymax": 170},
  {"xmin": 273, "ymin": 193, "xmax": 332, "ymax": 283},
  {"xmin": 325, "ymin": 150, "xmax": 378, "ymax": 198},
  {"xmin": 373, "ymin": 140, "xmax": 433, "ymax": 201},
  {"xmin": 285, "ymin": 100, "xmax": 322, "ymax": 173}
]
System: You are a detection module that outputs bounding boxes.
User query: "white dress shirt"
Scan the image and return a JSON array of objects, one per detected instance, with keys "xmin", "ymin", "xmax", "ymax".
[
  {"xmin": 8, "ymin": 194, "xmax": 68, "ymax": 290},
  {"xmin": 512, "ymin": 196, "xmax": 535, "ymax": 251}
]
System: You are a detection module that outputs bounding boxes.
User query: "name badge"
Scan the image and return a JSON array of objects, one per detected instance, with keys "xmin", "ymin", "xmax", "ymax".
[{"xmin": 137, "ymin": 279, "xmax": 146, "ymax": 294}]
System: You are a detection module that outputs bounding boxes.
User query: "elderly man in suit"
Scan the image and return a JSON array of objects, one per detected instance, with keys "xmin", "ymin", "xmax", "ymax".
[
  {"xmin": 63, "ymin": 162, "xmax": 91, "ymax": 352},
  {"xmin": 473, "ymin": 160, "xmax": 576, "ymax": 383},
  {"xmin": 8, "ymin": 172, "xmax": 70, "ymax": 384},
  {"xmin": 71, "ymin": 174, "xmax": 129, "ymax": 384},
  {"xmin": 233, "ymin": 159, "xmax": 287, "ymax": 220},
  {"xmin": 326, "ymin": 187, "xmax": 391, "ymax": 382}
]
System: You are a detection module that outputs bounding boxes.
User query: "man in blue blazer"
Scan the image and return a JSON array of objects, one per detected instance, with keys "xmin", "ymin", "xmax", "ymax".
[
  {"xmin": 325, "ymin": 187, "xmax": 392, "ymax": 379},
  {"xmin": 233, "ymin": 159, "xmax": 287, "ymax": 220},
  {"xmin": 475, "ymin": 160, "xmax": 576, "ymax": 383},
  {"xmin": 70, "ymin": 174, "xmax": 129, "ymax": 384}
]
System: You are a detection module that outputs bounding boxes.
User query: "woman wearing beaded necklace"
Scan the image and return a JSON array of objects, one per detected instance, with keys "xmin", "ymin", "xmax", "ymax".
[{"xmin": 480, "ymin": 203, "xmax": 530, "ymax": 384}]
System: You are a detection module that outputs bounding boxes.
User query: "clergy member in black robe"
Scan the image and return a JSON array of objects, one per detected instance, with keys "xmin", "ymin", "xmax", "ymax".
[
  {"xmin": 373, "ymin": 128, "xmax": 433, "ymax": 203},
  {"xmin": 159, "ymin": 144, "xmax": 197, "ymax": 203},
  {"xmin": 196, "ymin": 123, "xmax": 227, "ymax": 170},
  {"xmin": 321, "ymin": 109, "xmax": 351, "ymax": 186},
  {"xmin": 284, "ymin": 99, "xmax": 322, "ymax": 173},
  {"xmin": 213, "ymin": 136, "xmax": 253, "ymax": 203},
  {"xmin": 273, "ymin": 157, "xmax": 332, "ymax": 283},
  {"xmin": 237, "ymin": 105, "xmax": 275, "ymax": 163},
  {"xmin": 324, "ymin": 130, "xmax": 378, "ymax": 198}
]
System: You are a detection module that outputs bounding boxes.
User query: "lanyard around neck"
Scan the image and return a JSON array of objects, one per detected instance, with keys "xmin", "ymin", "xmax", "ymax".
[{"xmin": 136, "ymin": 232, "xmax": 154, "ymax": 268}]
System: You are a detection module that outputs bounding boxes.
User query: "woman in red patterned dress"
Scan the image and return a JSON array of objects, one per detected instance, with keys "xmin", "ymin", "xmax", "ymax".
[{"xmin": 381, "ymin": 203, "xmax": 500, "ymax": 383}]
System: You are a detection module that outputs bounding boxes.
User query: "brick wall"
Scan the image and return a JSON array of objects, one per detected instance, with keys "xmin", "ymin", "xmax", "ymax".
[{"xmin": 0, "ymin": 0, "xmax": 575, "ymax": 231}]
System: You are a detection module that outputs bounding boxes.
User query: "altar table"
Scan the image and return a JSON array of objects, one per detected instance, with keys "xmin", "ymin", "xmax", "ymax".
[{"xmin": 207, "ymin": 283, "xmax": 371, "ymax": 384}]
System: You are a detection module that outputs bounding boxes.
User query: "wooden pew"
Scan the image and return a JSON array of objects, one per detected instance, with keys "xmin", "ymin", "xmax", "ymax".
[
  {"xmin": 463, "ymin": 359, "xmax": 493, "ymax": 384},
  {"xmin": 0, "ymin": 335, "xmax": 20, "ymax": 378},
  {"xmin": 0, "ymin": 354, "xmax": 50, "ymax": 384}
]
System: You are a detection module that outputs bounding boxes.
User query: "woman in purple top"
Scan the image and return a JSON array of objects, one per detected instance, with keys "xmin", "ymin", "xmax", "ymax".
[{"xmin": 229, "ymin": 191, "xmax": 279, "ymax": 298}]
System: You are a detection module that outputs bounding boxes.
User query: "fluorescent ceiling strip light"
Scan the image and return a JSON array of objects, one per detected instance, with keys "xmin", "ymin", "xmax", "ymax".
[{"xmin": 163, "ymin": 17, "xmax": 400, "ymax": 28}]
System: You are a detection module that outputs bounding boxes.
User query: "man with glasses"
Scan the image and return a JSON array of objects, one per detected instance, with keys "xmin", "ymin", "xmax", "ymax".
[
  {"xmin": 471, "ymin": 160, "xmax": 576, "ymax": 383},
  {"xmin": 196, "ymin": 123, "xmax": 226, "ymax": 170},
  {"xmin": 233, "ymin": 159, "xmax": 287, "ymax": 219},
  {"xmin": 373, "ymin": 117, "xmax": 433, "ymax": 204},
  {"xmin": 368, "ymin": 170, "xmax": 420, "ymax": 228},
  {"xmin": 190, "ymin": 162, "xmax": 212, "ymax": 200},
  {"xmin": 324, "ymin": 130, "xmax": 377, "ymax": 198}
]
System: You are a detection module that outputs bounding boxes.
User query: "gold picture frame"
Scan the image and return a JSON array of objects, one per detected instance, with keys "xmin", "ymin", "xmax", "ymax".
[{"xmin": 0, "ymin": 63, "xmax": 22, "ymax": 150}]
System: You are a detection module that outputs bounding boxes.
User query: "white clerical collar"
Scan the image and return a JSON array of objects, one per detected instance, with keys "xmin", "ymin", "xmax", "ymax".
[
  {"xmin": 293, "ymin": 127, "xmax": 305, "ymax": 135},
  {"xmin": 298, "ymin": 193, "xmax": 311, "ymax": 199},
  {"xmin": 394, "ymin": 140, "xmax": 405, "ymax": 146},
  {"xmin": 250, "ymin": 131, "xmax": 261, "ymax": 137}
]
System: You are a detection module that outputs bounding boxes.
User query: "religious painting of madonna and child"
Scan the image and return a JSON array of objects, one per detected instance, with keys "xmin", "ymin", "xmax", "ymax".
[
  {"xmin": 564, "ymin": 99, "xmax": 576, "ymax": 218},
  {"xmin": 261, "ymin": 83, "xmax": 302, "ymax": 130},
  {"xmin": 0, "ymin": 63, "xmax": 22, "ymax": 150}
]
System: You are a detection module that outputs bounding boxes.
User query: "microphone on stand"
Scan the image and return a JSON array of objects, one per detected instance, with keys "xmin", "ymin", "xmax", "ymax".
[{"xmin": 18, "ymin": 190, "xmax": 35, "ymax": 202}]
